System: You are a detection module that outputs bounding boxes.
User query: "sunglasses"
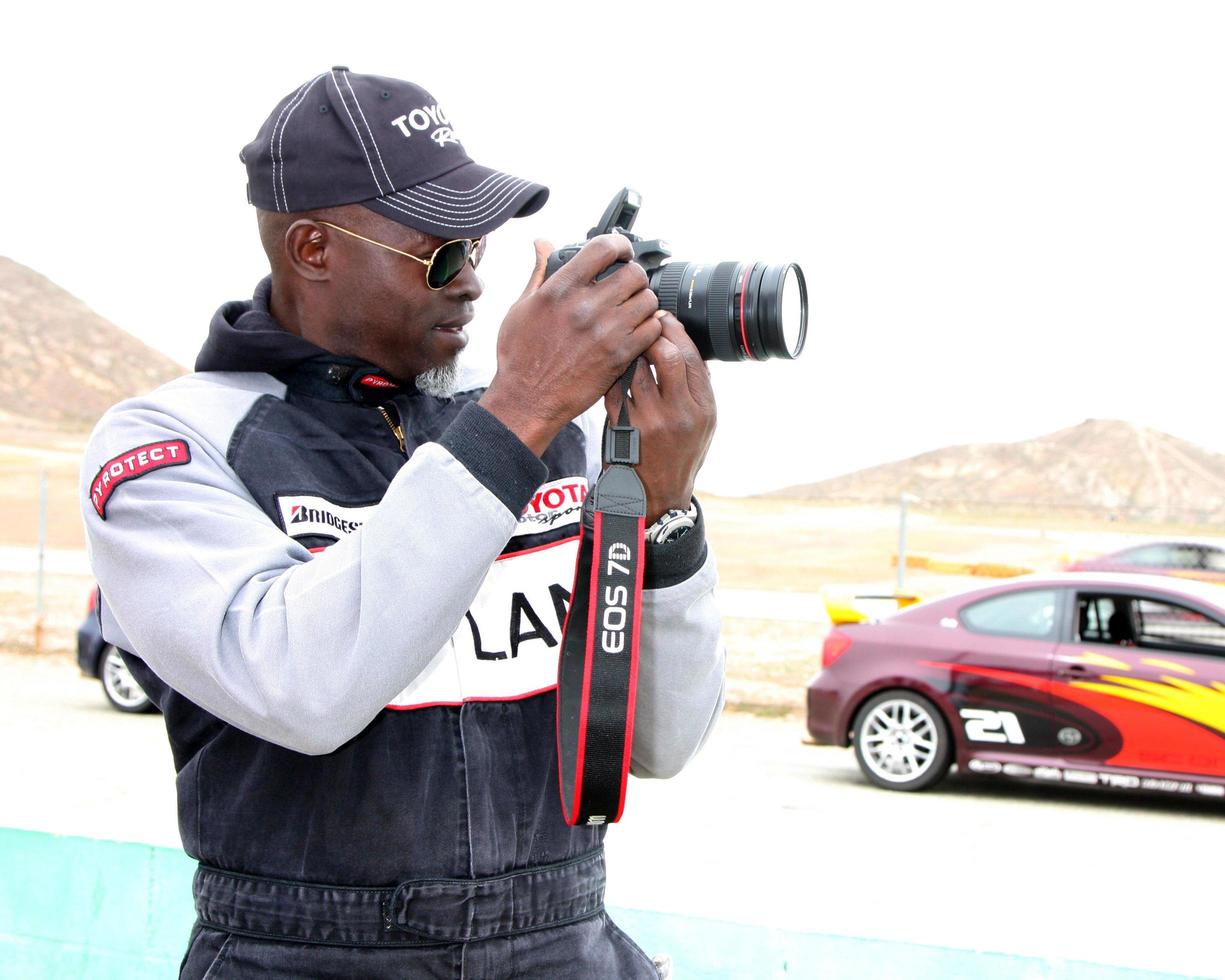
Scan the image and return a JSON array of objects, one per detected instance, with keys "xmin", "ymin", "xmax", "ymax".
[{"xmin": 317, "ymin": 221, "xmax": 485, "ymax": 290}]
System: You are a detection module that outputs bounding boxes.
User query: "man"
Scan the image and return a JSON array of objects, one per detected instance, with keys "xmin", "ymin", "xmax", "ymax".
[{"xmin": 82, "ymin": 67, "xmax": 723, "ymax": 979}]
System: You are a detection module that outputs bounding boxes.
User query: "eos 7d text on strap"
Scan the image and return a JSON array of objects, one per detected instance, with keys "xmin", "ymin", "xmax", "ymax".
[{"xmin": 557, "ymin": 362, "xmax": 646, "ymax": 827}]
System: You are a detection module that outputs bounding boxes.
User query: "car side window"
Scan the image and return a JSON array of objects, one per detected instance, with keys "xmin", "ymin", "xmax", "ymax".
[
  {"xmin": 961, "ymin": 589, "xmax": 1058, "ymax": 640},
  {"xmin": 1077, "ymin": 595, "xmax": 1119, "ymax": 643},
  {"xmin": 1077, "ymin": 593, "xmax": 1225, "ymax": 652},
  {"xmin": 1076, "ymin": 594, "xmax": 1141, "ymax": 646},
  {"xmin": 1134, "ymin": 598, "xmax": 1225, "ymax": 651},
  {"xmin": 1120, "ymin": 544, "xmax": 1175, "ymax": 568},
  {"xmin": 1202, "ymin": 548, "xmax": 1225, "ymax": 573},
  {"xmin": 1169, "ymin": 546, "xmax": 1203, "ymax": 570}
]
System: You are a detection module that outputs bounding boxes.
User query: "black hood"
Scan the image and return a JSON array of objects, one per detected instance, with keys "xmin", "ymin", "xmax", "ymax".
[
  {"xmin": 195, "ymin": 277, "xmax": 327, "ymax": 374},
  {"xmin": 195, "ymin": 278, "xmax": 424, "ymax": 403}
]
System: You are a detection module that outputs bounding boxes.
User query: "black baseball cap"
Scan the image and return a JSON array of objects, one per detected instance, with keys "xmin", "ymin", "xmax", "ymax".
[{"xmin": 241, "ymin": 67, "xmax": 549, "ymax": 239}]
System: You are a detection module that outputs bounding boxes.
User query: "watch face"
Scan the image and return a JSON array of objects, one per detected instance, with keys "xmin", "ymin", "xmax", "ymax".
[
  {"xmin": 659, "ymin": 524, "xmax": 693, "ymax": 544},
  {"xmin": 656, "ymin": 519, "xmax": 695, "ymax": 544},
  {"xmin": 647, "ymin": 503, "xmax": 698, "ymax": 544}
]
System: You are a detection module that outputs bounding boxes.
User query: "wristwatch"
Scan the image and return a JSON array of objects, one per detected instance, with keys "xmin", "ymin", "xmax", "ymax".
[{"xmin": 644, "ymin": 502, "xmax": 698, "ymax": 545}]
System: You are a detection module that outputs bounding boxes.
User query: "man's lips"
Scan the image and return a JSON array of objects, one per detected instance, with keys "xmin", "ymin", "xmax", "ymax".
[{"xmin": 434, "ymin": 314, "xmax": 473, "ymax": 333}]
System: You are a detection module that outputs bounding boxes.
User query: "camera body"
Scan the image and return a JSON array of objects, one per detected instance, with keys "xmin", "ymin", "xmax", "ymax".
[
  {"xmin": 545, "ymin": 188, "xmax": 808, "ymax": 363},
  {"xmin": 545, "ymin": 188, "xmax": 670, "ymax": 282}
]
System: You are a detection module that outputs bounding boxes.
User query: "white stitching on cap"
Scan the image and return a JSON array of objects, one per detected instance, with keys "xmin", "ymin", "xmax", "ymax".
[
  {"xmin": 386, "ymin": 185, "xmax": 530, "ymax": 225},
  {"xmin": 420, "ymin": 172, "xmax": 508, "ymax": 199},
  {"xmin": 375, "ymin": 195, "xmax": 504, "ymax": 227},
  {"xmin": 399, "ymin": 175, "xmax": 520, "ymax": 212},
  {"xmin": 409, "ymin": 173, "xmax": 519, "ymax": 207},
  {"xmin": 268, "ymin": 76, "xmax": 313, "ymax": 211},
  {"xmin": 330, "ymin": 69, "xmax": 385, "ymax": 195},
  {"xmin": 342, "ymin": 72, "xmax": 394, "ymax": 191},
  {"xmin": 276, "ymin": 74, "xmax": 325, "ymax": 212},
  {"xmin": 374, "ymin": 181, "xmax": 534, "ymax": 228},
  {"xmin": 391, "ymin": 177, "xmax": 528, "ymax": 216},
  {"xmin": 397, "ymin": 173, "xmax": 520, "ymax": 206},
  {"xmin": 269, "ymin": 78, "xmax": 310, "ymax": 210},
  {"xmin": 392, "ymin": 176, "xmax": 526, "ymax": 216}
]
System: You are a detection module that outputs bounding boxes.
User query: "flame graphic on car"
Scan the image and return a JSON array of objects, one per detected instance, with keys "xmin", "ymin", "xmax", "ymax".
[
  {"xmin": 925, "ymin": 656, "xmax": 1225, "ymax": 775},
  {"xmin": 1071, "ymin": 662, "xmax": 1225, "ymax": 736},
  {"xmin": 1073, "ymin": 651, "xmax": 1131, "ymax": 671}
]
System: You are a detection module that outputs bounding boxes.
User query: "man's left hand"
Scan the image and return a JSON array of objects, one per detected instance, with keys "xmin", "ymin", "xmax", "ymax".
[{"xmin": 604, "ymin": 312, "xmax": 717, "ymax": 525}]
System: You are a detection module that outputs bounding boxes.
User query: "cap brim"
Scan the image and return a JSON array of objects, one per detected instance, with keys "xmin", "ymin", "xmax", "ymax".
[{"xmin": 361, "ymin": 161, "xmax": 549, "ymax": 239}]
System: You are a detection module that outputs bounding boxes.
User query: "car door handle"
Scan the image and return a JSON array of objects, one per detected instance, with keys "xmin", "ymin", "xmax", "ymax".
[{"xmin": 1057, "ymin": 664, "xmax": 1091, "ymax": 678}]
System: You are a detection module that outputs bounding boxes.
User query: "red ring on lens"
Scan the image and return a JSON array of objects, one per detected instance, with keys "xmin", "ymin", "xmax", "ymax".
[{"xmin": 737, "ymin": 264, "xmax": 754, "ymax": 360}]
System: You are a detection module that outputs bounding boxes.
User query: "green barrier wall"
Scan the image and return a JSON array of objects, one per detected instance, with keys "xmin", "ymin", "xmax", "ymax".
[
  {"xmin": 0, "ymin": 830, "xmax": 194, "ymax": 979},
  {"xmin": 0, "ymin": 828, "xmax": 1200, "ymax": 979}
]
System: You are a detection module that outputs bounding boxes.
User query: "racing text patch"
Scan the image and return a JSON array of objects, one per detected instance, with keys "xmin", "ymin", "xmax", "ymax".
[{"xmin": 90, "ymin": 440, "xmax": 190, "ymax": 519}]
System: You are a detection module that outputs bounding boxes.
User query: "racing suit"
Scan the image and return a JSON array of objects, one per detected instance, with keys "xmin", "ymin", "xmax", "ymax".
[{"xmin": 80, "ymin": 278, "xmax": 725, "ymax": 978}]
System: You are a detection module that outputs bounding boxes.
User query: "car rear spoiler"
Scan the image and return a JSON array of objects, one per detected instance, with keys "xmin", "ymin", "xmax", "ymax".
[{"xmin": 822, "ymin": 589, "xmax": 923, "ymax": 625}]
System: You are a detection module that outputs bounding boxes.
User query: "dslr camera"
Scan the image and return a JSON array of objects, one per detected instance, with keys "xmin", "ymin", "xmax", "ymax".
[{"xmin": 546, "ymin": 188, "xmax": 807, "ymax": 362}]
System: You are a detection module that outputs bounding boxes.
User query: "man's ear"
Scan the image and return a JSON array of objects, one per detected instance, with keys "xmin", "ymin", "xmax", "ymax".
[{"xmin": 283, "ymin": 219, "xmax": 332, "ymax": 282}]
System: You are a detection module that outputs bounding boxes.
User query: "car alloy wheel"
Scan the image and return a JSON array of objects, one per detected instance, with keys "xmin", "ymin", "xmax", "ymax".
[
  {"xmin": 853, "ymin": 691, "xmax": 951, "ymax": 791},
  {"xmin": 100, "ymin": 645, "xmax": 153, "ymax": 713}
]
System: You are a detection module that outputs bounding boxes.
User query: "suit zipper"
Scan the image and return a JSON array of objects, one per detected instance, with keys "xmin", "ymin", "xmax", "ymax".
[{"xmin": 376, "ymin": 403, "xmax": 406, "ymax": 455}]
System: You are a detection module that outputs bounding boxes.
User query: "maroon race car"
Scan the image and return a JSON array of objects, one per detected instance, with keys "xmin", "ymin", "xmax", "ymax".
[
  {"xmin": 807, "ymin": 572, "xmax": 1225, "ymax": 799},
  {"xmin": 1063, "ymin": 539, "xmax": 1225, "ymax": 584}
]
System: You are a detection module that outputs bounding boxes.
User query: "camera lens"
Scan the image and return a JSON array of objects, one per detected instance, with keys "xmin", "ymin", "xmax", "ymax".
[{"xmin": 652, "ymin": 261, "xmax": 808, "ymax": 362}]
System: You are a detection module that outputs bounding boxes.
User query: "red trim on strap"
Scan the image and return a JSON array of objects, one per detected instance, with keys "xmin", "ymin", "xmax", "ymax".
[
  {"xmin": 556, "ymin": 522, "xmax": 588, "ymax": 819},
  {"xmin": 568, "ymin": 512, "xmax": 604, "ymax": 820}
]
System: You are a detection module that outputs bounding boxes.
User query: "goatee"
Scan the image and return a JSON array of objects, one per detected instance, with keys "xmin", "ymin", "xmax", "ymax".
[{"xmin": 414, "ymin": 360, "xmax": 461, "ymax": 398}]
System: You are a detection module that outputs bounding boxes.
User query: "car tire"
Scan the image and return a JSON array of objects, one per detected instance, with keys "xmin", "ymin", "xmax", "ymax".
[
  {"xmin": 99, "ymin": 645, "xmax": 154, "ymax": 714},
  {"xmin": 852, "ymin": 690, "xmax": 952, "ymax": 791}
]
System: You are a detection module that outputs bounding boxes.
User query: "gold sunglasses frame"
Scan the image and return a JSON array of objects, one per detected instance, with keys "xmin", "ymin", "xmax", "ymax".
[{"xmin": 317, "ymin": 221, "xmax": 484, "ymax": 290}]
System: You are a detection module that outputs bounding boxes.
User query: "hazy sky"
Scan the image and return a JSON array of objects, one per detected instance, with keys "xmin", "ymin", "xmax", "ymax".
[{"xmin": 5, "ymin": 1, "xmax": 1223, "ymax": 495}]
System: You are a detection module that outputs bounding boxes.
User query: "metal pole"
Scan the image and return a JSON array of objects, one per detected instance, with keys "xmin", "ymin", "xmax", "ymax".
[
  {"xmin": 35, "ymin": 468, "xmax": 47, "ymax": 653},
  {"xmin": 897, "ymin": 492, "xmax": 908, "ymax": 593}
]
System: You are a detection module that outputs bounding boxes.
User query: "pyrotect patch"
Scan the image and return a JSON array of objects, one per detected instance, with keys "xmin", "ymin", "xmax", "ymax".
[
  {"xmin": 357, "ymin": 374, "xmax": 399, "ymax": 390},
  {"xmin": 90, "ymin": 440, "xmax": 191, "ymax": 519}
]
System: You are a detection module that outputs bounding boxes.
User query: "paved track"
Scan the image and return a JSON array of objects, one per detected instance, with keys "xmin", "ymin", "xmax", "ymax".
[{"xmin": 2, "ymin": 652, "xmax": 1219, "ymax": 978}]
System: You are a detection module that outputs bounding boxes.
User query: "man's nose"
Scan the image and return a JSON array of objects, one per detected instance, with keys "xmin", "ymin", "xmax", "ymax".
[{"xmin": 447, "ymin": 262, "xmax": 483, "ymax": 301}]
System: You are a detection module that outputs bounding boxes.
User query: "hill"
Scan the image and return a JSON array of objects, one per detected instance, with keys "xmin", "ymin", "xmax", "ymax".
[
  {"xmin": 770, "ymin": 419, "xmax": 1225, "ymax": 522},
  {"xmin": 0, "ymin": 258, "xmax": 184, "ymax": 433}
]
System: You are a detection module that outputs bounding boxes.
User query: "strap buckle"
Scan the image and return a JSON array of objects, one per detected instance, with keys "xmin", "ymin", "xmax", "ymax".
[{"xmin": 603, "ymin": 425, "xmax": 640, "ymax": 466}]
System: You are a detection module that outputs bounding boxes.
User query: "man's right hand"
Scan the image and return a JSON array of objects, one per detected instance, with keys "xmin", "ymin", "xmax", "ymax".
[{"xmin": 479, "ymin": 234, "xmax": 663, "ymax": 456}]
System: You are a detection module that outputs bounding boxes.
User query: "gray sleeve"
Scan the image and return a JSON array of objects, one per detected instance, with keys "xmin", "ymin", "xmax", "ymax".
[
  {"xmin": 82, "ymin": 379, "xmax": 545, "ymax": 756},
  {"xmin": 631, "ymin": 547, "xmax": 725, "ymax": 779},
  {"xmin": 576, "ymin": 405, "xmax": 726, "ymax": 780}
]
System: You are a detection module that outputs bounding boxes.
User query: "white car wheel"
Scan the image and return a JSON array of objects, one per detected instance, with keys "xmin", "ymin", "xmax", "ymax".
[
  {"xmin": 100, "ymin": 646, "xmax": 153, "ymax": 713},
  {"xmin": 853, "ymin": 691, "xmax": 951, "ymax": 791}
]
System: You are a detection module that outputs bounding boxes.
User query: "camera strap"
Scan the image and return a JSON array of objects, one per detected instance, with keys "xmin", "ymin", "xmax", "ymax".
[{"xmin": 556, "ymin": 361, "xmax": 646, "ymax": 826}]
